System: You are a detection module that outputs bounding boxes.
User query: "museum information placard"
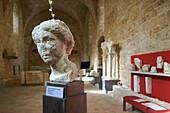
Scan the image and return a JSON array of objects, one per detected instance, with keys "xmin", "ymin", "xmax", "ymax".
[{"xmin": 46, "ymin": 86, "xmax": 64, "ymax": 98}]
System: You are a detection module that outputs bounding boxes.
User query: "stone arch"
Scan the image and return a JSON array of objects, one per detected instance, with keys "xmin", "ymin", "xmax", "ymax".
[{"xmin": 97, "ymin": 36, "xmax": 105, "ymax": 66}]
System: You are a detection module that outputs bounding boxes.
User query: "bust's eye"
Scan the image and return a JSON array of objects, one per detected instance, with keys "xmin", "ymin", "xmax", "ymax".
[
  {"xmin": 47, "ymin": 38, "xmax": 55, "ymax": 42},
  {"xmin": 35, "ymin": 39, "xmax": 40, "ymax": 44}
]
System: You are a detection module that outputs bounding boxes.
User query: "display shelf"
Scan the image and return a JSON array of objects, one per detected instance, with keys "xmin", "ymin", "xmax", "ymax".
[
  {"xmin": 131, "ymin": 71, "xmax": 170, "ymax": 77},
  {"xmin": 131, "ymin": 50, "xmax": 170, "ymax": 103}
]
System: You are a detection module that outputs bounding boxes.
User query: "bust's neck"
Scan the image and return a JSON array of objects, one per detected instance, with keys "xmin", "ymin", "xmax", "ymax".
[
  {"xmin": 49, "ymin": 54, "xmax": 77, "ymax": 82},
  {"xmin": 50, "ymin": 54, "xmax": 74, "ymax": 74}
]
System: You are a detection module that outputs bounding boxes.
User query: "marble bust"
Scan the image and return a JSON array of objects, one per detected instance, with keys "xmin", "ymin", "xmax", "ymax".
[{"xmin": 32, "ymin": 19, "xmax": 77, "ymax": 82}]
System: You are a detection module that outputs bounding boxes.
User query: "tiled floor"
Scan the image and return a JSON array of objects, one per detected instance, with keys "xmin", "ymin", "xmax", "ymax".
[{"xmin": 0, "ymin": 82, "xmax": 141, "ymax": 113}]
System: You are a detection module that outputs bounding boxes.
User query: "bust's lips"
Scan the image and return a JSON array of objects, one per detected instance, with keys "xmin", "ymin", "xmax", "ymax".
[{"xmin": 42, "ymin": 54, "xmax": 51, "ymax": 59}]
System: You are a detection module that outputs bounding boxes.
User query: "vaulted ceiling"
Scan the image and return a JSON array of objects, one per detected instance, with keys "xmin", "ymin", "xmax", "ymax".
[
  {"xmin": 19, "ymin": 0, "xmax": 98, "ymax": 56},
  {"xmin": 19, "ymin": 0, "xmax": 97, "ymax": 36}
]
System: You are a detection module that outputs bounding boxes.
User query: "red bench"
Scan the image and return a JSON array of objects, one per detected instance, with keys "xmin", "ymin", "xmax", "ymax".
[
  {"xmin": 147, "ymin": 109, "xmax": 170, "ymax": 113},
  {"xmin": 123, "ymin": 96, "xmax": 170, "ymax": 113}
]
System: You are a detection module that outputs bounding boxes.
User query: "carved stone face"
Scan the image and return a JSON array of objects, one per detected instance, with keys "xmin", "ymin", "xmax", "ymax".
[
  {"xmin": 134, "ymin": 58, "xmax": 142, "ymax": 69},
  {"xmin": 34, "ymin": 30, "xmax": 66, "ymax": 66},
  {"xmin": 157, "ymin": 56, "xmax": 163, "ymax": 69}
]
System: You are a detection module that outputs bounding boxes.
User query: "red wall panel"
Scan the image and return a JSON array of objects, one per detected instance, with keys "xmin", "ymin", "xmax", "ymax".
[{"xmin": 131, "ymin": 50, "xmax": 170, "ymax": 103}]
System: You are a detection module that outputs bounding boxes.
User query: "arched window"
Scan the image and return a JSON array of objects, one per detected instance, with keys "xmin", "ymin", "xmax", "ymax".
[{"xmin": 13, "ymin": 1, "xmax": 19, "ymax": 34}]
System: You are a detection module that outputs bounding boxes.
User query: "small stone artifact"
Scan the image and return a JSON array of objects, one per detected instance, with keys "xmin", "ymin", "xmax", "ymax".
[
  {"xmin": 150, "ymin": 66, "xmax": 157, "ymax": 73},
  {"xmin": 130, "ymin": 64, "xmax": 136, "ymax": 71},
  {"xmin": 32, "ymin": 19, "xmax": 77, "ymax": 82},
  {"xmin": 134, "ymin": 58, "xmax": 142, "ymax": 71},
  {"xmin": 142, "ymin": 64, "xmax": 150, "ymax": 72},
  {"xmin": 157, "ymin": 56, "xmax": 164, "ymax": 69},
  {"xmin": 164, "ymin": 62, "xmax": 170, "ymax": 74}
]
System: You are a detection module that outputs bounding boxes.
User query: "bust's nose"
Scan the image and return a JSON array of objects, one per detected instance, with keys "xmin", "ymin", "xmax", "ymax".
[{"xmin": 38, "ymin": 42, "xmax": 48, "ymax": 51}]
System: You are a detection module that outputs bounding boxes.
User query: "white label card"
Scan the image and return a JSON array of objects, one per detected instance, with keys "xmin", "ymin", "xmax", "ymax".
[
  {"xmin": 142, "ymin": 103, "xmax": 167, "ymax": 111},
  {"xmin": 46, "ymin": 86, "xmax": 64, "ymax": 98},
  {"xmin": 133, "ymin": 99, "xmax": 146, "ymax": 102}
]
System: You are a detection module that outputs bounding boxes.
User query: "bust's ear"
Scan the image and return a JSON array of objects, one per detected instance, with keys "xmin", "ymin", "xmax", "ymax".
[{"xmin": 66, "ymin": 47, "xmax": 73, "ymax": 55}]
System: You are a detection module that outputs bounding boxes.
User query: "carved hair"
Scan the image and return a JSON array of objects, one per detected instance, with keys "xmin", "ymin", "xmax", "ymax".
[{"xmin": 32, "ymin": 19, "xmax": 75, "ymax": 54}]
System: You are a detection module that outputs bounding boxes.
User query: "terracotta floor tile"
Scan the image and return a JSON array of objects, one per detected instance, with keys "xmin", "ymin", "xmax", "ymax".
[{"xmin": 0, "ymin": 82, "xmax": 141, "ymax": 113}]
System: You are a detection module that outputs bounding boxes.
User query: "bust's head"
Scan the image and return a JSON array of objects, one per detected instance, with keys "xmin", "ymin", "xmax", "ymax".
[{"xmin": 32, "ymin": 19, "xmax": 75, "ymax": 65}]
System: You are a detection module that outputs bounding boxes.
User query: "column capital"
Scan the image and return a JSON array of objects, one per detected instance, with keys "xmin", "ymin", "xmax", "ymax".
[{"xmin": 108, "ymin": 52, "xmax": 116, "ymax": 57}]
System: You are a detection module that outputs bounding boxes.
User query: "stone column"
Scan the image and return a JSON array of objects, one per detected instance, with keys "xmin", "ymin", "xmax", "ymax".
[
  {"xmin": 106, "ymin": 39, "xmax": 113, "ymax": 79},
  {"xmin": 110, "ymin": 45, "xmax": 117, "ymax": 79},
  {"xmin": 101, "ymin": 39, "xmax": 119, "ymax": 79},
  {"xmin": 110, "ymin": 53, "xmax": 114, "ymax": 78},
  {"xmin": 106, "ymin": 52, "xmax": 114, "ymax": 79},
  {"xmin": 102, "ymin": 54, "xmax": 107, "ymax": 78},
  {"xmin": 101, "ymin": 42, "xmax": 107, "ymax": 78}
]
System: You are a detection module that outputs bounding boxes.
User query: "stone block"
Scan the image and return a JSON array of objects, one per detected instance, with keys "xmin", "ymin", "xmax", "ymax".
[
  {"xmin": 21, "ymin": 71, "xmax": 49, "ymax": 85},
  {"xmin": 167, "ymin": 10, "xmax": 170, "ymax": 24},
  {"xmin": 157, "ymin": 14, "xmax": 167, "ymax": 26}
]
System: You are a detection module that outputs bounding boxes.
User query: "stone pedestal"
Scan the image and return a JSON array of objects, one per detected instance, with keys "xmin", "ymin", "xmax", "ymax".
[
  {"xmin": 43, "ymin": 81, "xmax": 87, "ymax": 113},
  {"xmin": 21, "ymin": 71, "xmax": 49, "ymax": 85},
  {"xmin": 100, "ymin": 79, "xmax": 120, "ymax": 93},
  {"xmin": 90, "ymin": 76, "xmax": 102, "ymax": 86}
]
